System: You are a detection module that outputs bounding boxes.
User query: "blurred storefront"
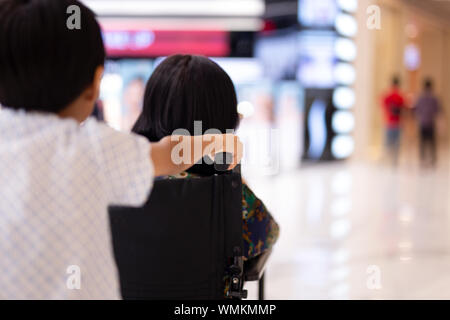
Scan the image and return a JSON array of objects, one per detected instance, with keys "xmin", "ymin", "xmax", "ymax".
[{"xmin": 82, "ymin": 0, "xmax": 450, "ymax": 168}]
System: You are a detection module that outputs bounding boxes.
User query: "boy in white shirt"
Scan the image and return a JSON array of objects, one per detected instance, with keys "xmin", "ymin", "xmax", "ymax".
[{"xmin": 0, "ymin": 0, "xmax": 242, "ymax": 299}]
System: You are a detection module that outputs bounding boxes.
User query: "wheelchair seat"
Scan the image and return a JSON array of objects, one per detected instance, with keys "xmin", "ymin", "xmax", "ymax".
[{"xmin": 244, "ymin": 249, "xmax": 272, "ymax": 282}]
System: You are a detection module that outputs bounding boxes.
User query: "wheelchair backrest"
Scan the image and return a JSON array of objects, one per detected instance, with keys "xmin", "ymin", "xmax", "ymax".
[{"xmin": 109, "ymin": 171, "xmax": 243, "ymax": 299}]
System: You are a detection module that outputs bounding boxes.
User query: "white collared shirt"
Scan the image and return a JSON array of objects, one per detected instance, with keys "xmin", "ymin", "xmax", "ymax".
[{"xmin": 0, "ymin": 108, "xmax": 153, "ymax": 299}]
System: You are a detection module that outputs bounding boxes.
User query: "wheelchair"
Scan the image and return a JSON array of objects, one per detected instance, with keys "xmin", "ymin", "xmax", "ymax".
[{"xmin": 109, "ymin": 158, "xmax": 271, "ymax": 300}]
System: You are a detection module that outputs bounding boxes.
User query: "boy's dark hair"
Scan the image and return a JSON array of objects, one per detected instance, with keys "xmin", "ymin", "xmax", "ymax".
[
  {"xmin": 0, "ymin": 0, "xmax": 105, "ymax": 112},
  {"xmin": 132, "ymin": 55, "xmax": 239, "ymax": 141}
]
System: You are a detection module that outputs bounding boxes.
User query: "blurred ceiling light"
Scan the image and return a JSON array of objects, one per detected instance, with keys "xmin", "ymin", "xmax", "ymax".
[
  {"xmin": 332, "ymin": 110, "xmax": 355, "ymax": 134},
  {"xmin": 82, "ymin": 0, "xmax": 265, "ymax": 17},
  {"xmin": 99, "ymin": 17, "xmax": 263, "ymax": 32},
  {"xmin": 330, "ymin": 219, "xmax": 351, "ymax": 238},
  {"xmin": 333, "ymin": 87, "xmax": 355, "ymax": 109},
  {"xmin": 335, "ymin": 14, "xmax": 358, "ymax": 37},
  {"xmin": 307, "ymin": 98, "xmax": 327, "ymax": 160},
  {"xmin": 404, "ymin": 43, "xmax": 421, "ymax": 71},
  {"xmin": 331, "ymin": 135, "xmax": 354, "ymax": 159},
  {"xmin": 334, "ymin": 38, "xmax": 357, "ymax": 62},
  {"xmin": 237, "ymin": 101, "xmax": 255, "ymax": 118},
  {"xmin": 334, "ymin": 63, "xmax": 356, "ymax": 85},
  {"xmin": 337, "ymin": 0, "xmax": 358, "ymax": 13}
]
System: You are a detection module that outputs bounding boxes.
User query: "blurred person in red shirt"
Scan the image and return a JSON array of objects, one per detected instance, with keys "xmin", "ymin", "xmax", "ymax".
[{"xmin": 382, "ymin": 76, "xmax": 407, "ymax": 165}]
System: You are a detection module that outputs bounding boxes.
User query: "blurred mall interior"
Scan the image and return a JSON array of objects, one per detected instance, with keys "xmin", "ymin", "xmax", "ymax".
[{"xmin": 82, "ymin": 0, "xmax": 450, "ymax": 299}]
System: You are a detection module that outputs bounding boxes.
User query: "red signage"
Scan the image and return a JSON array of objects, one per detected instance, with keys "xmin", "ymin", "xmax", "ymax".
[{"xmin": 101, "ymin": 22, "xmax": 230, "ymax": 57}]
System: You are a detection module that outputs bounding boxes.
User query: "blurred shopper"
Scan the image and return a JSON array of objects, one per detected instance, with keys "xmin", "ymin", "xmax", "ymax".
[
  {"xmin": 414, "ymin": 78, "xmax": 441, "ymax": 167},
  {"xmin": 132, "ymin": 55, "xmax": 280, "ymax": 295},
  {"xmin": 122, "ymin": 77, "xmax": 145, "ymax": 130},
  {"xmin": 381, "ymin": 76, "xmax": 407, "ymax": 165}
]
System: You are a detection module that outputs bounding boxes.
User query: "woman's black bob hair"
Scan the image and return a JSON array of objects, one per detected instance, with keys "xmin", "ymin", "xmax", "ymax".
[
  {"xmin": 132, "ymin": 54, "xmax": 240, "ymax": 175},
  {"xmin": 132, "ymin": 54, "xmax": 239, "ymax": 142}
]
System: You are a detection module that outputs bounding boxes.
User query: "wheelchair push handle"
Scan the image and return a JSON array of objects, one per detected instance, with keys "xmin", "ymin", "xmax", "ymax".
[{"xmin": 213, "ymin": 152, "xmax": 234, "ymax": 172}]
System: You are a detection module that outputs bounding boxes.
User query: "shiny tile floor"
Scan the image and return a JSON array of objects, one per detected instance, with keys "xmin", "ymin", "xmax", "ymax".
[{"xmin": 243, "ymin": 159, "xmax": 450, "ymax": 299}]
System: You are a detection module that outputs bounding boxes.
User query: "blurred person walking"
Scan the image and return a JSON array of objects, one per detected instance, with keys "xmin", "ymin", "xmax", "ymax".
[
  {"xmin": 414, "ymin": 78, "xmax": 441, "ymax": 167},
  {"xmin": 382, "ymin": 76, "xmax": 407, "ymax": 165}
]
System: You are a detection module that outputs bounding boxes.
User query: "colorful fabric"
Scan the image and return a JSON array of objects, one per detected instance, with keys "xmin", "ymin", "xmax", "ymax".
[
  {"xmin": 167, "ymin": 172, "xmax": 279, "ymax": 260},
  {"xmin": 241, "ymin": 183, "xmax": 279, "ymax": 259}
]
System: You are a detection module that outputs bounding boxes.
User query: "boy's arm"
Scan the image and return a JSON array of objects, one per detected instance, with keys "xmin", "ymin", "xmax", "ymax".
[{"xmin": 150, "ymin": 134, "xmax": 243, "ymax": 176}]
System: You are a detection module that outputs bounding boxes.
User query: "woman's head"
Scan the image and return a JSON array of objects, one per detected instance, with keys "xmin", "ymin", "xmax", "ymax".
[{"xmin": 132, "ymin": 54, "xmax": 239, "ymax": 142}]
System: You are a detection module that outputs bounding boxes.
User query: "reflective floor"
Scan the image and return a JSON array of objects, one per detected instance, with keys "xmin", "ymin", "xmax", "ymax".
[{"xmin": 244, "ymin": 158, "xmax": 450, "ymax": 299}]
